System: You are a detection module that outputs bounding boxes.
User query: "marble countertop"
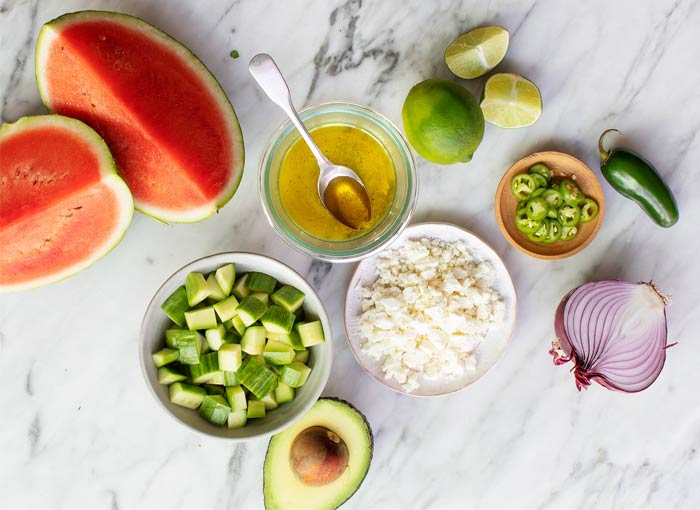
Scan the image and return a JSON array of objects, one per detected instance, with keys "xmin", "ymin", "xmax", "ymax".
[{"xmin": 2, "ymin": 0, "xmax": 699, "ymax": 508}]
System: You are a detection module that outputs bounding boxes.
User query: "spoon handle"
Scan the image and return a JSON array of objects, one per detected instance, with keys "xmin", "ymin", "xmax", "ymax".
[{"xmin": 249, "ymin": 53, "xmax": 329, "ymax": 166}]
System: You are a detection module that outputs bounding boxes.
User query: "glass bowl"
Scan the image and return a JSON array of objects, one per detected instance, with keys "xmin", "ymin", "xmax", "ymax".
[{"xmin": 259, "ymin": 101, "xmax": 417, "ymax": 262}]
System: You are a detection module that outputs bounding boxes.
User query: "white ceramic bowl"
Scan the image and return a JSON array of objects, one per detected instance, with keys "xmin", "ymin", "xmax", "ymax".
[
  {"xmin": 139, "ymin": 252, "xmax": 332, "ymax": 440},
  {"xmin": 344, "ymin": 223, "xmax": 517, "ymax": 397}
]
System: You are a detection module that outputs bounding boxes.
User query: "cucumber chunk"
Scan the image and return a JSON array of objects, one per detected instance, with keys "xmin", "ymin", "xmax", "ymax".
[
  {"xmin": 241, "ymin": 326, "xmax": 266, "ymax": 355},
  {"xmin": 161, "ymin": 286, "xmax": 189, "ymax": 327},
  {"xmin": 158, "ymin": 365, "xmax": 188, "ymax": 385},
  {"xmin": 238, "ymin": 357, "xmax": 278, "ymax": 398},
  {"xmin": 246, "ymin": 400, "xmax": 266, "ymax": 419},
  {"xmin": 213, "ymin": 295, "xmax": 239, "ymax": 322},
  {"xmin": 296, "ymin": 320, "xmax": 325, "ymax": 347},
  {"xmin": 230, "ymin": 315, "xmax": 247, "ymax": 336},
  {"xmin": 206, "ymin": 273, "xmax": 227, "ymax": 301},
  {"xmin": 215, "ymin": 263, "xmax": 236, "ymax": 296},
  {"xmin": 275, "ymin": 382, "xmax": 295, "ymax": 404},
  {"xmin": 263, "ymin": 340, "xmax": 295, "ymax": 365},
  {"xmin": 251, "ymin": 291, "xmax": 270, "ymax": 305},
  {"xmin": 225, "ymin": 385, "xmax": 247, "ymax": 411},
  {"xmin": 227, "ymin": 410, "xmax": 248, "ymax": 429},
  {"xmin": 261, "ymin": 305, "xmax": 296, "ymax": 334},
  {"xmin": 260, "ymin": 391, "xmax": 279, "ymax": 410},
  {"xmin": 237, "ymin": 296, "xmax": 268, "ymax": 327},
  {"xmin": 185, "ymin": 272, "xmax": 211, "ymax": 306},
  {"xmin": 169, "ymin": 382, "xmax": 206, "ymax": 409},
  {"xmin": 294, "ymin": 350, "xmax": 310, "ymax": 364},
  {"xmin": 185, "ymin": 306, "xmax": 218, "ymax": 331},
  {"xmin": 271, "ymin": 285, "xmax": 305, "ymax": 313},
  {"xmin": 279, "ymin": 362, "xmax": 311, "ymax": 388},
  {"xmin": 232, "ymin": 274, "xmax": 251, "ymax": 299},
  {"xmin": 167, "ymin": 330, "xmax": 205, "ymax": 364},
  {"xmin": 245, "ymin": 272, "xmax": 277, "ymax": 293},
  {"xmin": 189, "ymin": 352, "xmax": 219, "ymax": 383},
  {"xmin": 267, "ymin": 330, "xmax": 305, "ymax": 351},
  {"xmin": 204, "ymin": 383, "xmax": 226, "ymax": 396},
  {"xmin": 205, "ymin": 323, "xmax": 226, "ymax": 351},
  {"xmin": 198, "ymin": 395, "xmax": 230, "ymax": 426},
  {"xmin": 218, "ymin": 343, "xmax": 242, "ymax": 372},
  {"xmin": 207, "ymin": 372, "xmax": 225, "ymax": 385},
  {"xmin": 152, "ymin": 347, "xmax": 179, "ymax": 367},
  {"xmin": 223, "ymin": 370, "xmax": 239, "ymax": 386}
]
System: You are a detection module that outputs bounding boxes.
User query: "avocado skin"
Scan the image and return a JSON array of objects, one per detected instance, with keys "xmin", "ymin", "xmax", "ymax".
[
  {"xmin": 262, "ymin": 397, "xmax": 374, "ymax": 510},
  {"xmin": 601, "ymin": 149, "xmax": 679, "ymax": 227}
]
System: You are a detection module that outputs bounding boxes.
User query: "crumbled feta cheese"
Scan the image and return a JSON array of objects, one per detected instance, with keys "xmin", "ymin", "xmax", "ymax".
[{"xmin": 358, "ymin": 238, "xmax": 505, "ymax": 392}]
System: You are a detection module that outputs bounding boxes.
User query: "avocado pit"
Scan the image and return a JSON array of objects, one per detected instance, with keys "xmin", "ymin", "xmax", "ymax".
[{"xmin": 290, "ymin": 426, "xmax": 349, "ymax": 486}]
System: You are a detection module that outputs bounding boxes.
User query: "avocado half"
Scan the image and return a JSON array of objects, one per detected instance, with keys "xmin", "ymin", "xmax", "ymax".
[{"xmin": 263, "ymin": 398, "xmax": 373, "ymax": 510}]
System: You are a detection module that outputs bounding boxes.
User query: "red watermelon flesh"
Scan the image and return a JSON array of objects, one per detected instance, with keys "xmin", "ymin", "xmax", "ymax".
[
  {"xmin": 36, "ymin": 11, "xmax": 245, "ymax": 223},
  {"xmin": 0, "ymin": 115, "xmax": 133, "ymax": 292}
]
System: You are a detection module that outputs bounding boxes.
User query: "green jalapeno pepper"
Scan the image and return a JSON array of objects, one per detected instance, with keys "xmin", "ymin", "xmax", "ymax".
[
  {"xmin": 510, "ymin": 174, "xmax": 536, "ymax": 201},
  {"xmin": 529, "ymin": 163, "xmax": 552, "ymax": 182},
  {"xmin": 558, "ymin": 203, "xmax": 581, "ymax": 227},
  {"xmin": 579, "ymin": 198, "xmax": 599, "ymax": 223},
  {"xmin": 560, "ymin": 225, "xmax": 578, "ymax": 241},
  {"xmin": 598, "ymin": 129, "xmax": 678, "ymax": 227},
  {"xmin": 560, "ymin": 179, "xmax": 584, "ymax": 205}
]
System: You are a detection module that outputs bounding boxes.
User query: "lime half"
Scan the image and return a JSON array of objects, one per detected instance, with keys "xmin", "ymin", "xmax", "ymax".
[
  {"xmin": 480, "ymin": 73, "xmax": 542, "ymax": 128},
  {"xmin": 445, "ymin": 26, "xmax": 509, "ymax": 79}
]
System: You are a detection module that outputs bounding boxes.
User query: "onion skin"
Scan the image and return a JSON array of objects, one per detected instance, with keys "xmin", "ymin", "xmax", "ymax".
[{"xmin": 551, "ymin": 280, "xmax": 671, "ymax": 393}]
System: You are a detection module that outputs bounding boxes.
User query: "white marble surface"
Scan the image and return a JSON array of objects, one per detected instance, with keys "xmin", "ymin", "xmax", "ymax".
[{"xmin": 1, "ymin": 0, "xmax": 700, "ymax": 509}]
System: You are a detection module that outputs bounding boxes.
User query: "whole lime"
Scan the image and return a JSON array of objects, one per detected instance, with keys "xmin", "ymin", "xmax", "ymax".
[{"xmin": 402, "ymin": 79, "xmax": 485, "ymax": 165}]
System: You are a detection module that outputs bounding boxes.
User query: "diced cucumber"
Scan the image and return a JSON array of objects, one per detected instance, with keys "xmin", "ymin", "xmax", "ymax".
[
  {"xmin": 247, "ymin": 400, "xmax": 266, "ymax": 419},
  {"xmin": 169, "ymin": 382, "xmax": 206, "ymax": 409},
  {"xmin": 218, "ymin": 343, "xmax": 242, "ymax": 372},
  {"xmin": 198, "ymin": 395, "xmax": 230, "ymax": 426},
  {"xmin": 260, "ymin": 391, "xmax": 279, "ymax": 410},
  {"xmin": 204, "ymin": 383, "xmax": 226, "ymax": 396},
  {"xmin": 185, "ymin": 306, "xmax": 218, "ymax": 331},
  {"xmin": 206, "ymin": 273, "xmax": 227, "ymax": 301},
  {"xmin": 152, "ymin": 347, "xmax": 179, "ymax": 367},
  {"xmin": 251, "ymin": 291, "xmax": 270, "ymax": 305},
  {"xmin": 293, "ymin": 306, "xmax": 306, "ymax": 320},
  {"xmin": 215, "ymin": 263, "xmax": 236, "ymax": 296},
  {"xmin": 207, "ymin": 371, "xmax": 225, "ymax": 385},
  {"xmin": 245, "ymin": 272, "xmax": 277, "ymax": 293},
  {"xmin": 161, "ymin": 286, "xmax": 189, "ymax": 327},
  {"xmin": 227, "ymin": 410, "xmax": 248, "ymax": 429},
  {"xmin": 185, "ymin": 272, "xmax": 211, "ymax": 306},
  {"xmin": 296, "ymin": 320, "xmax": 325, "ymax": 347},
  {"xmin": 271, "ymin": 285, "xmax": 305, "ymax": 312},
  {"xmin": 238, "ymin": 357, "xmax": 278, "ymax": 398},
  {"xmin": 158, "ymin": 365, "xmax": 187, "ymax": 385},
  {"xmin": 167, "ymin": 330, "xmax": 204, "ymax": 364},
  {"xmin": 275, "ymin": 382, "xmax": 295, "ymax": 404},
  {"xmin": 241, "ymin": 326, "xmax": 266, "ymax": 355},
  {"xmin": 213, "ymin": 295, "xmax": 239, "ymax": 322},
  {"xmin": 263, "ymin": 340, "xmax": 295, "ymax": 365},
  {"xmin": 205, "ymin": 323, "xmax": 226, "ymax": 351},
  {"xmin": 225, "ymin": 385, "xmax": 247, "ymax": 411},
  {"xmin": 261, "ymin": 305, "xmax": 296, "ymax": 334},
  {"xmin": 223, "ymin": 371, "xmax": 239, "ymax": 386},
  {"xmin": 294, "ymin": 350, "xmax": 310, "ymax": 364},
  {"xmin": 267, "ymin": 330, "xmax": 305, "ymax": 351},
  {"xmin": 224, "ymin": 331, "xmax": 240, "ymax": 344},
  {"xmin": 230, "ymin": 315, "xmax": 247, "ymax": 336},
  {"xmin": 189, "ymin": 352, "xmax": 219, "ymax": 383},
  {"xmin": 279, "ymin": 362, "xmax": 311, "ymax": 388},
  {"xmin": 232, "ymin": 274, "xmax": 251, "ymax": 299},
  {"xmin": 237, "ymin": 296, "xmax": 268, "ymax": 327}
]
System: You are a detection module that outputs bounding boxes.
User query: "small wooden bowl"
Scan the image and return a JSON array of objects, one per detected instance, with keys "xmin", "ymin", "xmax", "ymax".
[{"xmin": 495, "ymin": 151, "xmax": 605, "ymax": 260}]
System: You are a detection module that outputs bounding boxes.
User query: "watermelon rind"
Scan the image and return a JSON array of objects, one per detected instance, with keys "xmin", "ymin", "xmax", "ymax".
[
  {"xmin": 35, "ymin": 10, "xmax": 245, "ymax": 223},
  {"xmin": 0, "ymin": 115, "xmax": 134, "ymax": 293}
]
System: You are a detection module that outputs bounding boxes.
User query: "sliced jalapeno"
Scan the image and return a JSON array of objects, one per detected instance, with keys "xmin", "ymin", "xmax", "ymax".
[
  {"xmin": 542, "ymin": 189, "xmax": 563, "ymax": 209},
  {"xmin": 527, "ymin": 220, "xmax": 548, "ymax": 242},
  {"xmin": 510, "ymin": 174, "xmax": 536, "ymax": 200},
  {"xmin": 560, "ymin": 225, "xmax": 578, "ymax": 241},
  {"xmin": 579, "ymin": 198, "xmax": 599, "ymax": 223},
  {"xmin": 558, "ymin": 203, "xmax": 581, "ymax": 227},
  {"xmin": 546, "ymin": 208, "xmax": 558, "ymax": 219},
  {"xmin": 531, "ymin": 188, "xmax": 545, "ymax": 198},
  {"xmin": 526, "ymin": 197, "xmax": 549, "ymax": 221},
  {"xmin": 542, "ymin": 219, "xmax": 562, "ymax": 244},
  {"xmin": 515, "ymin": 209, "xmax": 542, "ymax": 234},
  {"xmin": 560, "ymin": 179, "xmax": 584, "ymax": 205},
  {"xmin": 529, "ymin": 163, "xmax": 552, "ymax": 182},
  {"xmin": 530, "ymin": 172, "xmax": 548, "ymax": 189}
]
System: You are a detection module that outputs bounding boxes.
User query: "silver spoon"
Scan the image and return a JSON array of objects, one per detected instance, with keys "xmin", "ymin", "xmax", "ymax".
[{"xmin": 249, "ymin": 53, "xmax": 371, "ymax": 230}]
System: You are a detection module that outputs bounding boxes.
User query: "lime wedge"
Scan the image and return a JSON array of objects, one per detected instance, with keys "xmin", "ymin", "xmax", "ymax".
[
  {"xmin": 480, "ymin": 73, "xmax": 542, "ymax": 128},
  {"xmin": 445, "ymin": 26, "xmax": 509, "ymax": 79}
]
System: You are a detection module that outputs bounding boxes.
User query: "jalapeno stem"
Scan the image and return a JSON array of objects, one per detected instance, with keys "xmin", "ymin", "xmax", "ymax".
[{"xmin": 598, "ymin": 128, "xmax": 621, "ymax": 163}]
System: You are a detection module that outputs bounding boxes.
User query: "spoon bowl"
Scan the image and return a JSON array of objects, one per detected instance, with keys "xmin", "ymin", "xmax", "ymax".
[{"xmin": 249, "ymin": 54, "xmax": 372, "ymax": 229}]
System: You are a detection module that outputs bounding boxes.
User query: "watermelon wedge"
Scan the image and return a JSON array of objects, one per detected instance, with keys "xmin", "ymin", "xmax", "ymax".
[
  {"xmin": 0, "ymin": 115, "xmax": 133, "ymax": 292},
  {"xmin": 35, "ymin": 11, "xmax": 245, "ymax": 223}
]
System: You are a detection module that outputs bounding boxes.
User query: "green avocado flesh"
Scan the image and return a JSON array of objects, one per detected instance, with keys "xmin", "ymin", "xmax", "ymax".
[{"xmin": 263, "ymin": 398, "xmax": 373, "ymax": 510}]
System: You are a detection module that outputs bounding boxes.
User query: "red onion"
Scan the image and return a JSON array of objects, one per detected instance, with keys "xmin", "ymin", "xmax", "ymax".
[{"xmin": 550, "ymin": 280, "xmax": 672, "ymax": 392}]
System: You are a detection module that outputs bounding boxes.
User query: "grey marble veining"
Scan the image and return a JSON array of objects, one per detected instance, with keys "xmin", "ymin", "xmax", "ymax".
[{"xmin": 2, "ymin": 0, "xmax": 700, "ymax": 509}]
